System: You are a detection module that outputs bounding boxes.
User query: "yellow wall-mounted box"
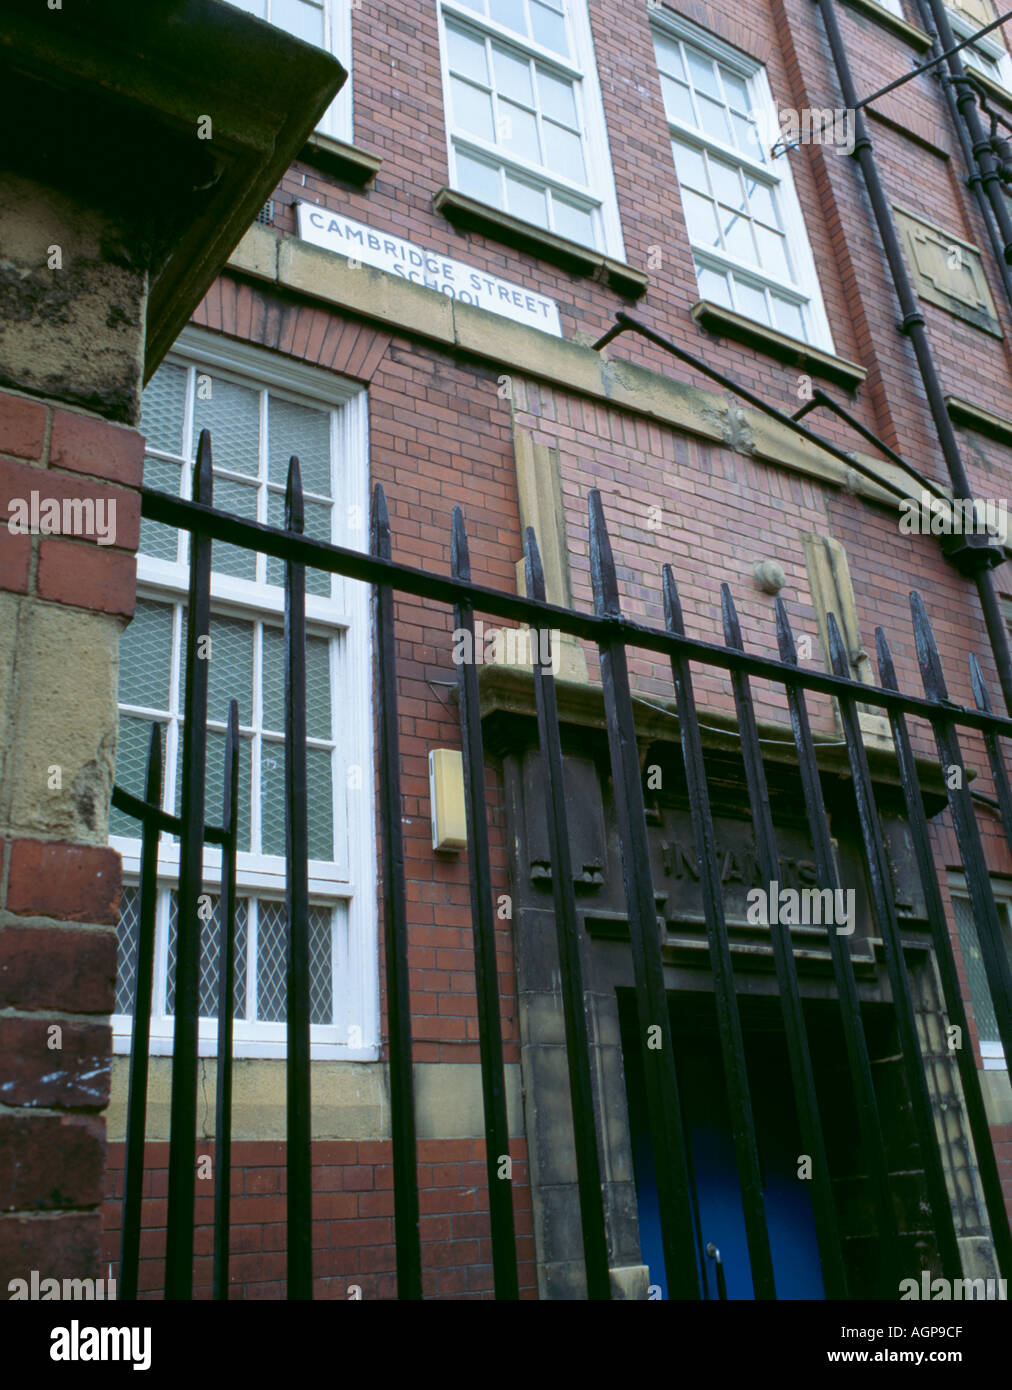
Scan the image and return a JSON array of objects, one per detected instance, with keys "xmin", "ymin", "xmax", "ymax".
[{"xmin": 429, "ymin": 748, "xmax": 467, "ymax": 851}]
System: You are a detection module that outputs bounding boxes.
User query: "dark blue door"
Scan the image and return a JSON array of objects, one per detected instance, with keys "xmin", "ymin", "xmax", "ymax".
[{"xmin": 622, "ymin": 996, "xmax": 826, "ymax": 1300}]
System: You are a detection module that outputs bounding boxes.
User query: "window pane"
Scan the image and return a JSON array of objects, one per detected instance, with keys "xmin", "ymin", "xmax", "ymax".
[
  {"xmin": 492, "ymin": 44, "xmax": 533, "ymax": 104},
  {"xmin": 734, "ymin": 279, "xmax": 770, "ymax": 325},
  {"xmin": 754, "ymin": 223, "xmax": 792, "ymax": 281},
  {"xmin": 708, "ymin": 156, "xmax": 745, "ymax": 210},
  {"xmin": 211, "ymin": 477, "xmax": 259, "ymax": 581},
  {"xmin": 687, "ymin": 50, "xmax": 720, "ymax": 100},
  {"xmin": 552, "ymin": 195, "xmax": 595, "ymax": 246},
  {"xmin": 309, "ymin": 907, "xmax": 334, "ymax": 1026},
  {"xmin": 174, "ymin": 727, "xmax": 252, "ymax": 852},
  {"xmin": 259, "ymin": 739, "xmax": 286, "ymax": 856},
  {"xmin": 115, "ymin": 886, "xmax": 141, "ymax": 1013},
  {"xmin": 489, "ymin": 0, "xmax": 526, "ymax": 35},
  {"xmin": 506, "ymin": 172, "xmax": 548, "ymax": 226},
  {"xmin": 119, "ymin": 599, "xmax": 174, "ymax": 710},
  {"xmin": 672, "ymin": 140, "xmax": 707, "ymax": 191},
  {"xmin": 452, "ymin": 76, "xmax": 495, "ymax": 140},
  {"xmin": 530, "ymin": 0, "xmax": 569, "ymax": 56},
  {"xmin": 272, "ymin": 0, "xmax": 325, "ymax": 47},
  {"xmin": 141, "ymin": 362, "xmax": 187, "ymax": 455},
  {"xmin": 255, "ymin": 900, "xmax": 333, "ymax": 1024},
  {"xmin": 953, "ymin": 896, "xmax": 1002, "ymax": 1044},
  {"xmin": 697, "ymin": 95, "xmax": 732, "ymax": 144},
  {"xmin": 654, "ymin": 34, "xmax": 684, "ymax": 80},
  {"xmin": 695, "ymin": 263, "xmax": 732, "ymax": 307},
  {"xmin": 537, "ymin": 68, "xmax": 577, "ymax": 127},
  {"xmin": 771, "ymin": 294, "xmax": 806, "ymax": 340},
  {"xmin": 306, "ymin": 634, "xmax": 333, "ymax": 740},
  {"xmin": 207, "ymin": 615, "xmax": 254, "ymax": 726},
  {"xmin": 268, "ymin": 397, "xmax": 331, "ymax": 496},
  {"xmin": 681, "ymin": 189, "xmax": 721, "ymax": 248},
  {"xmin": 110, "ymin": 716, "xmax": 165, "ymax": 838},
  {"xmin": 745, "ymin": 177, "xmax": 778, "ymax": 228},
  {"xmin": 543, "ymin": 121, "xmax": 585, "ymax": 180},
  {"xmin": 448, "ymin": 23, "xmax": 489, "ymax": 82},
  {"xmin": 731, "ymin": 111, "xmax": 763, "ymax": 157},
  {"xmin": 140, "ymin": 458, "xmax": 183, "ymax": 562},
  {"xmin": 721, "ymin": 70, "xmax": 750, "ymax": 112},
  {"xmin": 499, "ymin": 99, "xmax": 540, "ymax": 160},
  {"xmin": 261, "ymin": 626, "xmax": 285, "ymax": 734},
  {"xmin": 719, "ymin": 207, "xmax": 755, "ymax": 261},
  {"xmin": 307, "ymin": 746, "xmax": 334, "ymax": 860},
  {"xmin": 167, "ymin": 891, "xmax": 249, "ymax": 1019},
  {"xmin": 457, "ymin": 148, "xmax": 503, "ymax": 205},
  {"xmin": 266, "ymin": 492, "xmax": 332, "ymax": 594},
  {"xmin": 661, "ymin": 76, "xmax": 695, "ymax": 125},
  {"xmin": 192, "ymin": 377, "xmax": 260, "ymax": 477}
]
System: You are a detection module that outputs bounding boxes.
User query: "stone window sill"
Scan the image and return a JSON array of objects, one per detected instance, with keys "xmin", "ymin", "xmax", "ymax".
[
  {"xmin": 946, "ymin": 394, "xmax": 1012, "ymax": 445},
  {"xmin": 299, "ymin": 132, "xmax": 382, "ymax": 185},
  {"xmin": 839, "ymin": 0, "xmax": 933, "ymax": 49},
  {"xmin": 691, "ymin": 301, "xmax": 867, "ymax": 391},
  {"xmin": 432, "ymin": 187, "xmax": 649, "ymax": 299}
]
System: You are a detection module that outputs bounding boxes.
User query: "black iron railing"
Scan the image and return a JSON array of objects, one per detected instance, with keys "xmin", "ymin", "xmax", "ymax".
[{"xmin": 111, "ymin": 429, "xmax": 1012, "ymax": 1300}]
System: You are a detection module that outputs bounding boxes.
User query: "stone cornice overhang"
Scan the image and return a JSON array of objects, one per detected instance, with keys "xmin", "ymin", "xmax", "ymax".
[
  {"xmin": 475, "ymin": 664, "xmax": 955, "ymax": 817},
  {"xmin": 0, "ymin": 0, "xmax": 345, "ymax": 382}
]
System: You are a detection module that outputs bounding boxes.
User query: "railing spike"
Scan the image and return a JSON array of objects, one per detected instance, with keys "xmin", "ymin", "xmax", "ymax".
[
  {"xmin": 825, "ymin": 610, "xmax": 850, "ymax": 679},
  {"xmin": 969, "ymin": 652, "xmax": 991, "ymax": 712},
  {"xmin": 720, "ymin": 582, "xmax": 744, "ymax": 652},
  {"xmin": 194, "ymin": 427, "xmax": 214, "ymax": 505},
  {"xmin": 910, "ymin": 591, "xmax": 949, "ymax": 703},
  {"xmin": 370, "ymin": 482, "xmax": 391, "ymax": 558},
  {"xmin": 285, "ymin": 455, "xmax": 304, "ymax": 535},
  {"xmin": 661, "ymin": 564, "xmax": 684, "ymax": 636},
  {"xmin": 874, "ymin": 627, "xmax": 899, "ymax": 691},
  {"xmin": 523, "ymin": 525, "xmax": 545, "ymax": 603},
  {"xmin": 588, "ymin": 489, "xmax": 620, "ymax": 618},
  {"xmin": 774, "ymin": 596, "xmax": 798, "ymax": 665},
  {"xmin": 450, "ymin": 504, "xmax": 470, "ymax": 581}
]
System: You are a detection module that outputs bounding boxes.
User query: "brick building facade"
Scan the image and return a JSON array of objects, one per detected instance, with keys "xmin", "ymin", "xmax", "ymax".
[{"xmin": 5, "ymin": 0, "xmax": 1011, "ymax": 1302}]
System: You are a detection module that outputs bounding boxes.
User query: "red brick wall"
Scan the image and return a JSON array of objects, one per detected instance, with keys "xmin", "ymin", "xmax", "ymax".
[
  {"xmin": 0, "ymin": 389, "xmax": 142, "ymax": 1288},
  {"xmin": 102, "ymin": 1139, "xmax": 535, "ymax": 1299}
]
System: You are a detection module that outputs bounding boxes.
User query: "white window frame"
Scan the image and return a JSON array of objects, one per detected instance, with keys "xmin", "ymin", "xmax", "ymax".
[
  {"xmin": 225, "ymin": 0, "xmax": 353, "ymax": 143},
  {"xmin": 651, "ymin": 11, "xmax": 835, "ymax": 353},
  {"xmin": 947, "ymin": 8, "xmax": 1012, "ymax": 91},
  {"xmin": 437, "ymin": 0, "xmax": 626, "ymax": 259},
  {"xmin": 874, "ymin": 0, "xmax": 905, "ymax": 18},
  {"xmin": 948, "ymin": 875, "xmax": 1012, "ymax": 1069},
  {"xmin": 110, "ymin": 327, "xmax": 377, "ymax": 1060}
]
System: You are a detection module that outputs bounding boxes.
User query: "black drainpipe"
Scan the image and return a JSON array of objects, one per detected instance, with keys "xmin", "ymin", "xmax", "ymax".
[
  {"xmin": 920, "ymin": 0, "xmax": 1012, "ymax": 264},
  {"xmin": 911, "ymin": 0, "xmax": 1012, "ymax": 310},
  {"xmin": 814, "ymin": 0, "xmax": 1012, "ymax": 713}
]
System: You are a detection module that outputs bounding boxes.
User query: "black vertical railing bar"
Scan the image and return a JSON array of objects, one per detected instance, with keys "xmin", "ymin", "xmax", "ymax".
[
  {"xmin": 523, "ymin": 527, "xmax": 611, "ymax": 1300},
  {"xmin": 876, "ymin": 629, "xmax": 1012, "ymax": 1276},
  {"xmin": 774, "ymin": 599, "xmax": 905, "ymax": 1290},
  {"xmin": 587, "ymin": 490, "xmax": 699, "ymax": 1300},
  {"xmin": 663, "ymin": 570, "xmax": 776, "ymax": 1299},
  {"xmin": 911, "ymin": 593, "xmax": 1012, "ymax": 1071},
  {"xmin": 720, "ymin": 586, "xmax": 848, "ymax": 1299},
  {"xmin": 212, "ymin": 700, "xmax": 240, "ymax": 1302},
  {"xmin": 165, "ymin": 432, "xmax": 213, "ymax": 1300},
  {"xmin": 119, "ymin": 723, "xmax": 163, "ymax": 1301},
  {"xmin": 969, "ymin": 654, "xmax": 1012, "ymax": 863},
  {"xmin": 825, "ymin": 612, "xmax": 963, "ymax": 1280},
  {"xmin": 284, "ymin": 457, "xmax": 313, "ymax": 1300},
  {"xmin": 450, "ymin": 506, "xmax": 519, "ymax": 1300},
  {"xmin": 370, "ymin": 483, "xmax": 423, "ymax": 1301}
]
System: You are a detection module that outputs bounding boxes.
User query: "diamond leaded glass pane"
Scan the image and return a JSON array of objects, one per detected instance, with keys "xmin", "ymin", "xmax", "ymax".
[
  {"xmin": 255, "ymin": 901, "xmax": 334, "ymax": 1024},
  {"xmin": 115, "ymin": 885, "xmax": 141, "ymax": 1014},
  {"xmin": 166, "ymin": 891, "xmax": 248, "ymax": 1019},
  {"xmin": 953, "ymin": 896, "xmax": 1002, "ymax": 1044}
]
